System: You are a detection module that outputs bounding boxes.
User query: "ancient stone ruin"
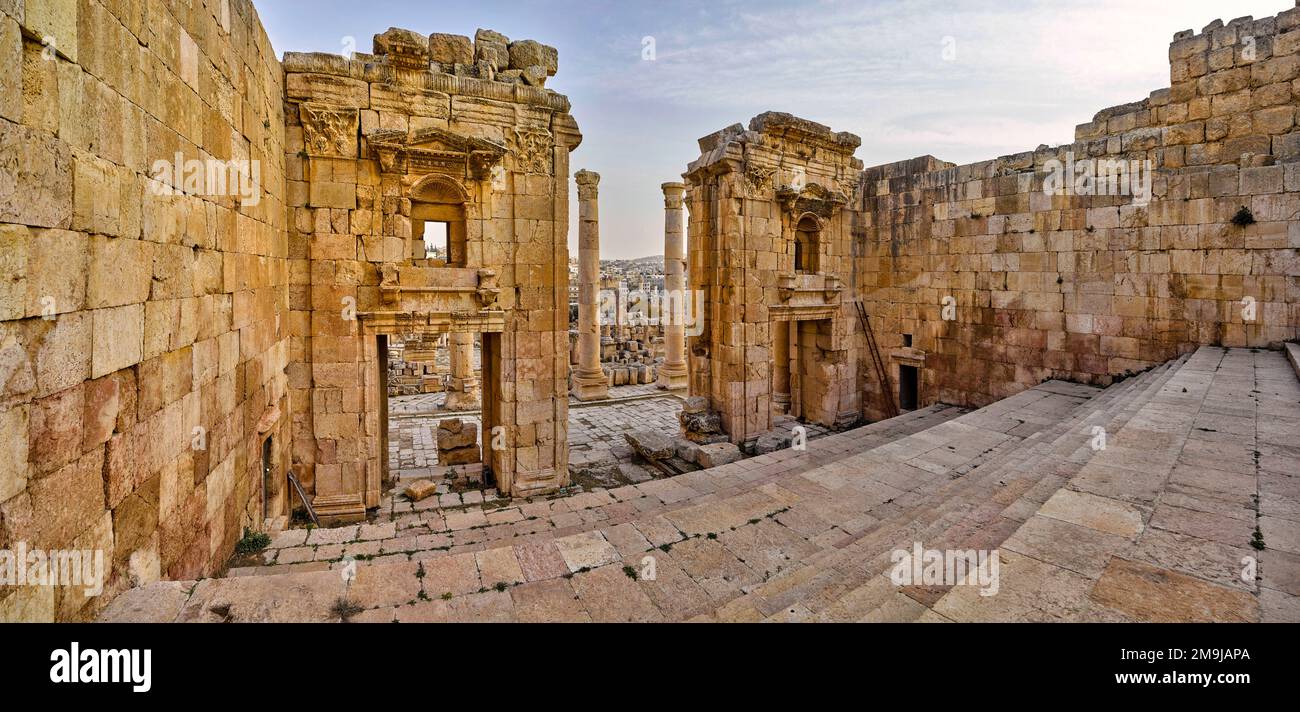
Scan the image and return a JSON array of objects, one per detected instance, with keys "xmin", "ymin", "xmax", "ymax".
[{"xmin": 0, "ymin": 0, "xmax": 1297, "ymax": 623}]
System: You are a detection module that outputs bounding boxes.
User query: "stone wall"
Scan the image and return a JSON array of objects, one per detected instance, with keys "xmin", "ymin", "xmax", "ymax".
[
  {"xmin": 855, "ymin": 9, "xmax": 1300, "ymax": 419},
  {"xmin": 0, "ymin": 0, "xmax": 288, "ymax": 621}
]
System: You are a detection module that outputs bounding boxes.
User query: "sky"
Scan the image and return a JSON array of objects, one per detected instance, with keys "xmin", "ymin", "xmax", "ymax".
[{"xmin": 256, "ymin": 0, "xmax": 1288, "ymax": 259}]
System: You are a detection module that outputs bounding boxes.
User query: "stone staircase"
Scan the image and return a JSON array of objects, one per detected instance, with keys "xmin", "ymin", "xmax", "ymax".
[{"xmin": 100, "ymin": 347, "xmax": 1299, "ymax": 623}]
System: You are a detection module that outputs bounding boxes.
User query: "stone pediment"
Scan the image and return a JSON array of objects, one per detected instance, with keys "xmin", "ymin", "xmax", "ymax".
[
  {"xmin": 775, "ymin": 181, "xmax": 850, "ymax": 220},
  {"xmin": 369, "ymin": 127, "xmax": 508, "ymax": 178}
]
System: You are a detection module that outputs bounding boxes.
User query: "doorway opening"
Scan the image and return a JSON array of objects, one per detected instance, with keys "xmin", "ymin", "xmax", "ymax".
[
  {"xmin": 772, "ymin": 318, "xmax": 835, "ymax": 427},
  {"xmin": 383, "ymin": 329, "xmax": 494, "ymax": 493},
  {"xmin": 261, "ymin": 435, "xmax": 274, "ymax": 520},
  {"xmin": 899, "ymin": 364, "xmax": 919, "ymax": 412}
]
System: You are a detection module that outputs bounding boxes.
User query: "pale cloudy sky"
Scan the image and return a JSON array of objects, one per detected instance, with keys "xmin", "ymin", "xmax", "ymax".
[{"xmin": 257, "ymin": 0, "xmax": 1288, "ymax": 258}]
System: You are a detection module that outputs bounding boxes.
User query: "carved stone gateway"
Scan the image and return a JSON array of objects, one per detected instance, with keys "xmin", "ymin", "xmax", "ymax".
[
  {"xmin": 683, "ymin": 112, "xmax": 864, "ymax": 444},
  {"xmin": 283, "ymin": 27, "xmax": 581, "ymax": 519}
]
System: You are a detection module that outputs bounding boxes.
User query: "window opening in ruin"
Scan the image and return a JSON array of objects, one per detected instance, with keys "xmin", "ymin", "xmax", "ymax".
[
  {"xmin": 795, "ymin": 215, "xmax": 820, "ymax": 273},
  {"xmin": 422, "ymin": 221, "xmax": 450, "ymax": 262},
  {"xmin": 902, "ymin": 333, "xmax": 913, "ymax": 348}
]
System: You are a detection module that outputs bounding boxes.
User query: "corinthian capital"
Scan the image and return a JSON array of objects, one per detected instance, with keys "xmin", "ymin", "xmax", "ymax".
[
  {"xmin": 575, "ymin": 169, "xmax": 600, "ymax": 199},
  {"xmin": 661, "ymin": 181, "xmax": 686, "ymax": 209}
]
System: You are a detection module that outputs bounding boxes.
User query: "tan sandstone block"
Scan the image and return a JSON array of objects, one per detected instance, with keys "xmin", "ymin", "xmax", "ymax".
[
  {"xmin": 113, "ymin": 472, "xmax": 160, "ymax": 569},
  {"xmin": 25, "ymin": 228, "xmax": 85, "ymax": 317},
  {"xmin": 286, "ymin": 72, "xmax": 368, "ymax": 107},
  {"xmin": 0, "ymin": 586, "xmax": 55, "ymax": 623},
  {"xmin": 28, "ymin": 380, "xmax": 84, "ymax": 474},
  {"xmin": 87, "ymin": 235, "xmax": 152, "ymax": 308},
  {"xmin": 92, "ymin": 303, "xmax": 144, "ymax": 378},
  {"xmin": 0, "ymin": 404, "xmax": 28, "ymax": 502},
  {"xmin": 428, "ymin": 33, "xmax": 472, "ymax": 65},
  {"xmin": 27, "ymin": 445, "xmax": 103, "ymax": 549},
  {"xmin": 34, "ymin": 310, "xmax": 89, "ymax": 397},
  {"xmin": 22, "ymin": 0, "xmax": 75, "ymax": 62},
  {"xmin": 0, "ymin": 120, "xmax": 72, "ymax": 228},
  {"xmin": 0, "ymin": 223, "xmax": 28, "ymax": 320},
  {"xmin": 0, "ymin": 13, "xmax": 19, "ymax": 122},
  {"xmin": 21, "ymin": 36, "xmax": 57, "ymax": 135}
]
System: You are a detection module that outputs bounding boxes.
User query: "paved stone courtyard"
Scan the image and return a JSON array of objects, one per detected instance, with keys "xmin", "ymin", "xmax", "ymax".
[
  {"xmin": 388, "ymin": 382, "xmax": 832, "ymax": 492},
  {"xmin": 102, "ymin": 346, "xmax": 1300, "ymax": 623}
]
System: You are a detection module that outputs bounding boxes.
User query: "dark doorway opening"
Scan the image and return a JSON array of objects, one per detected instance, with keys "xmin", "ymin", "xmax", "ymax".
[
  {"xmin": 899, "ymin": 365, "xmax": 919, "ymax": 412},
  {"xmin": 261, "ymin": 435, "xmax": 274, "ymax": 520}
]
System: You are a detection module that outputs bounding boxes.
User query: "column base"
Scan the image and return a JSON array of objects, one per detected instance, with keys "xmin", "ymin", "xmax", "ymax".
[
  {"xmin": 312, "ymin": 494, "xmax": 367, "ymax": 526},
  {"xmin": 443, "ymin": 390, "xmax": 481, "ymax": 411},
  {"xmin": 571, "ymin": 372, "xmax": 609, "ymax": 401},
  {"xmin": 656, "ymin": 366, "xmax": 688, "ymax": 390},
  {"xmin": 509, "ymin": 467, "xmax": 564, "ymax": 497}
]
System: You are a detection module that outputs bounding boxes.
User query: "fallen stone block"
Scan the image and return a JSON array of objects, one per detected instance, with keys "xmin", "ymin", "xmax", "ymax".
[
  {"xmin": 751, "ymin": 430, "xmax": 793, "ymax": 455},
  {"xmin": 437, "ymin": 418, "xmax": 478, "ymax": 451},
  {"xmin": 675, "ymin": 439, "xmax": 703, "ymax": 464},
  {"xmin": 625, "ymin": 430, "xmax": 676, "ymax": 461},
  {"xmin": 696, "ymin": 442, "xmax": 742, "ymax": 468},
  {"xmin": 404, "ymin": 479, "xmax": 438, "ymax": 502}
]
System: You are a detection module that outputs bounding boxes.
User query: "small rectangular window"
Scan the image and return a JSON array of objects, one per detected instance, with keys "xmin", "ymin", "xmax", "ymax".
[
  {"xmin": 902, "ymin": 334, "xmax": 913, "ymax": 347},
  {"xmin": 422, "ymin": 222, "xmax": 449, "ymax": 261}
]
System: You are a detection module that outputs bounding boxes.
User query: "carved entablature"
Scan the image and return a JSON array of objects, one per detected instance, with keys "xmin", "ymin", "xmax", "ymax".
[
  {"xmin": 512, "ymin": 128, "xmax": 554, "ymax": 175},
  {"xmin": 369, "ymin": 126, "xmax": 508, "ymax": 179},
  {"xmin": 775, "ymin": 181, "xmax": 849, "ymax": 220},
  {"xmin": 372, "ymin": 28, "xmax": 431, "ymax": 73},
  {"xmin": 301, "ymin": 104, "xmax": 360, "ymax": 157}
]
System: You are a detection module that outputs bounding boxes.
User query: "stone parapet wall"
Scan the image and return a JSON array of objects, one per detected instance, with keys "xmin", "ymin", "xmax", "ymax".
[{"xmin": 1, "ymin": 0, "xmax": 288, "ymax": 621}]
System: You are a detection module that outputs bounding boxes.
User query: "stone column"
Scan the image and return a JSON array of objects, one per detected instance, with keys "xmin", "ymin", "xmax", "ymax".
[
  {"xmin": 657, "ymin": 181, "xmax": 689, "ymax": 390},
  {"xmin": 572, "ymin": 170, "xmax": 609, "ymax": 401},
  {"xmin": 444, "ymin": 332, "xmax": 480, "ymax": 410}
]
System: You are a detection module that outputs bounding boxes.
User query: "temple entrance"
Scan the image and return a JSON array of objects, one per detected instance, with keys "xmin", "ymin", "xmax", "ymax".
[
  {"xmin": 772, "ymin": 318, "xmax": 836, "ymax": 428},
  {"xmin": 381, "ymin": 327, "xmax": 496, "ymax": 495}
]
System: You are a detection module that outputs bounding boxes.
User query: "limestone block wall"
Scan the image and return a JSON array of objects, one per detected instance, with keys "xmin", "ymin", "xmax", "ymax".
[
  {"xmin": 0, "ymin": 0, "xmax": 288, "ymax": 621},
  {"xmin": 856, "ymin": 10, "xmax": 1300, "ymax": 420},
  {"xmin": 684, "ymin": 113, "xmax": 863, "ymax": 443}
]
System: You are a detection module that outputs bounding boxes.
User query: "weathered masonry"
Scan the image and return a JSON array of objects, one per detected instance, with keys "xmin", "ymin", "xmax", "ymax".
[
  {"xmin": 284, "ymin": 27, "xmax": 580, "ymax": 523},
  {"xmin": 0, "ymin": 0, "xmax": 578, "ymax": 621},
  {"xmin": 684, "ymin": 9, "xmax": 1300, "ymax": 444}
]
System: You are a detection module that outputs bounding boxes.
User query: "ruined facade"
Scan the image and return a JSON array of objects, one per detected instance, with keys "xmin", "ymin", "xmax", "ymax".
[
  {"xmin": 286, "ymin": 26, "xmax": 580, "ymax": 520},
  {"xmin": 685, "ymin": 10, "xmax": 1300, "ymax": 442},
  {"xmin": 1, "ymin": 0, "xmax": 577, "ymax": 620},
  {"xmin": 683, "ymin": 113, "xmax": 864, "ymax": 443}
]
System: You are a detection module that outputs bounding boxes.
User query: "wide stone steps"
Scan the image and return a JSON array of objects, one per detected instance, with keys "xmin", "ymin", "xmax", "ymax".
[{"xmin": 708, "ymin": 360, "xmax": 1187, "ymax": 622}]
